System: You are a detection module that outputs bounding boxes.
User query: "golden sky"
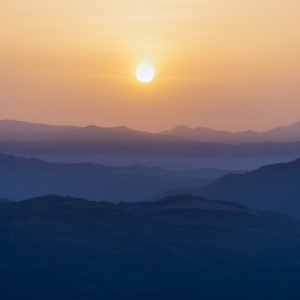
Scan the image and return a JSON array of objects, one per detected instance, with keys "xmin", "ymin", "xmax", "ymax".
[{"xmin": 0, "ymin": 0, "xmax": 299, "ymax": 132}]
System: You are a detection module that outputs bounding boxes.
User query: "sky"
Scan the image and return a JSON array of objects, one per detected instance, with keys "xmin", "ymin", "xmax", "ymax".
[{"xmin": 0, "ymin": 0, "xmax": 299, "ymax": 132}]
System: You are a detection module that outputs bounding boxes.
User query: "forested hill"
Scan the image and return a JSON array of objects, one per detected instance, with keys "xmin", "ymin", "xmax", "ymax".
[
  {"xmin": 0, "ymin": 198, "xmax": 10, "ymax": 203},
  {"xmin": 195, "ymin": 158, "xmax": 300, "ymax": 214},
  {"xmin": 1, "ymin": 194, "xmax": 300, "ymax": 299},
  {"xmin": 154, "ymin": 158, "xmax": 300, "ymax": 219}
]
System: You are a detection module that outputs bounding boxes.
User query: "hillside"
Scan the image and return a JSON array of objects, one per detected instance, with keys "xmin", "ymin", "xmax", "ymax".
[
  {"xmin": 0, "ymin": 194, "xmax": 300, "ymax": 299},
  {"xmin": 158, "ymin": 158, "xmax": 300, "ymax": 218},
  {"xmin": 0, "ymin": 153, "xmax": 240, "ymax": 202},
  {"xmin": 0, "ymin": 198, "xmax": 11, "ymax": 203}
]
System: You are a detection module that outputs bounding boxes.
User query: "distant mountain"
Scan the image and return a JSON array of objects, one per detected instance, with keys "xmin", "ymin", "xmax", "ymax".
[
  {"xmin": 161, "ymin": 121, "xmax": 300, "ymax": 144},
  {"xmin": 0, "ymin": 119, "xmax": 76, "ymax": 141},
  {"xmin": 155, "ymin": 158, "xmax": 300, "ymax": 219},
  {"xmin": 0, "ymin": 153, "xmax": 242, "ymax": 202},
  {"xmin": 1, "ymin": 194, "xmax": 300, "ymax": 299},
  {"xmin": 0, "ymin": 119, "xmax": 186, "ymax": 142},
  {"xmin": 2, "ymin": 120, "xmax": 300, "ymax": 170},
  {"xmin": 4, "ymin": 119, "xmax": 300, "ymax": 144}
]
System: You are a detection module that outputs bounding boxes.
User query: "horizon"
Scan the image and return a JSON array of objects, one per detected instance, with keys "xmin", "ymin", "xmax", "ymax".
[
  {"xmin": 1, "ymin": 0, "xmax": 300, "ymax": 132},
  {"xmin": 1, "ymin": 118, "xmax": 300, "ymax": 134}
]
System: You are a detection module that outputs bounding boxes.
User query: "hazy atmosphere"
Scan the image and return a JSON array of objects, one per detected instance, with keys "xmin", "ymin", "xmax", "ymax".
[
  {"xmin": 1, "ymin": 1, "xmax": 300, "ymax": 299},
  {"xmin": 1, "ymin": 0, "xmax": 300, "ymax": 132}
]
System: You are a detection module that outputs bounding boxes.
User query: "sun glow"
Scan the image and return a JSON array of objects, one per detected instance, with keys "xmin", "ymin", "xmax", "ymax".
[{"xmin": 135, "ymin": 64, "xmax": 155, "ymax": 83}]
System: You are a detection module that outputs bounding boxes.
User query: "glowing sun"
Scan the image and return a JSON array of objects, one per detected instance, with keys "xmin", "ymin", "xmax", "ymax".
[{"xmin": 135, "ymin": 64, "xmax": 155, "ymax": 83}]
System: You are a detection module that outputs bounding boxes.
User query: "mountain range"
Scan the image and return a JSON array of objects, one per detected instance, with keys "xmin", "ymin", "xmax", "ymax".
[
  {"xmin": 0, "ymin": 153, "xmax": 242, "ymax": 202},
  {"xmin": 152, "ymin": 158, "xmax": 300, "ymax": 219},
  {"xmin": 3, "ymin": 151, "xmax": 300, "ymax": 218},
  {"xmin": 0, "ymin": 119, "xmax": 183, "ymax": 142},
  {"xmin": 1, "ymin": 120, "xmax": 300, "ymax": 170},
  {"xmin": 3, "ymin": 119, "xmax": 300, "ymax": 144},
  {"xmin": 161, "ymin": 120, "xmax": 300, "ymax": 144}
]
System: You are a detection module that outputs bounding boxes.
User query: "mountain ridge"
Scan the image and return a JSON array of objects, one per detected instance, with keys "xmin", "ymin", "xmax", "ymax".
[
  {"xmin": 2, "ymin": 120, "xmax": 300, "ymax": 170},
  {"xmin": 3, "ymin": 119, "xmax": 300, "ymax": 144},
  {"xmin": 151, "ymin": 158, "xmax": 300, "ymax": 219},
  {"xmin": 0, "ymin": 119, "xmax": 191, "ymax": 142},
  {"xmin": 161, "ymin": 120, "xmax": 300, "ymax": 143},
  {"xmin": 0, "ymin": 153, "xmax": 243, "ymax": 202}
]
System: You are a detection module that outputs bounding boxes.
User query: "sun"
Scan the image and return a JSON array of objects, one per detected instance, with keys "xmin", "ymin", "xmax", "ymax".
[{"xmin": 135, "ymin": 64, "xmax": 155, "ymax": 83}]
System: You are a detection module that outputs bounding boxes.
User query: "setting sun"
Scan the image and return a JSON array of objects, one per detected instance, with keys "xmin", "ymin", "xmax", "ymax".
[{"xmin": 135, "ymin": 64, "xmax": 155, "ymax": 83}]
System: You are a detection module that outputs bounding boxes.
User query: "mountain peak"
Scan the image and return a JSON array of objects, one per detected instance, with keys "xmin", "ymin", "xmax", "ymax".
[{"xmin": 173, "ymin": 125, "xmax": 191, "ymax": 130}]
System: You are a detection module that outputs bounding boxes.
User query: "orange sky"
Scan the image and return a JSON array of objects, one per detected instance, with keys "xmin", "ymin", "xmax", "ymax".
[{"xmin": 0, "ymin": 0, "xmax": 299, "ymax": 132}]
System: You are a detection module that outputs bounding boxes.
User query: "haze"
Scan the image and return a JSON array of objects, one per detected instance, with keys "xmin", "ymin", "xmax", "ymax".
[{"xmin": 1, "ymin": 0, "xmax": 299, "ymax": 132}]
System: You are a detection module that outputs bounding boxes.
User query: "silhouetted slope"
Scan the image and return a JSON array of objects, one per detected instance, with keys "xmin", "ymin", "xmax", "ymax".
[
  {"xmin": 162, "ymin": 120, "xmax": 300, "ymax": 143},
  {"xmin": 0, "ymin": 194, "xmax": 300, "ymax": 300},
  {"xmin": 0, "ymin": 153, "xmax": 239, "ymax": 202},
  {"xmin": 199, "ymin": 158, "xmax": 300, "ymax": 208},
  {"xmin": 275, "ymin": 196, "xmax": 300, "ymax": 218},
  {"xmin": 167, "ymin": 158, "xmax": 300, "ymax": 218},
  {"xmin": 0, "ymin": 119, "xmax": 76, "ymax": 141}
]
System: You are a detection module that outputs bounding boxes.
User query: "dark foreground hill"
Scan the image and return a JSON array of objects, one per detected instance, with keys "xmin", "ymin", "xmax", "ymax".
[
  {"xmin": 155, "ymin": 158, "xmax": 300, "ymax": 219},
  {"xmin": 0, "ymin": 198, "xmax": 10, "ymax": 203},
  {"xmin": 1, "ymin": 194, "xmax": 300, "ymax": 299},
  {"xmin": 0, "ymin": 153, "xmax": 241, "ymax": 202}
]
